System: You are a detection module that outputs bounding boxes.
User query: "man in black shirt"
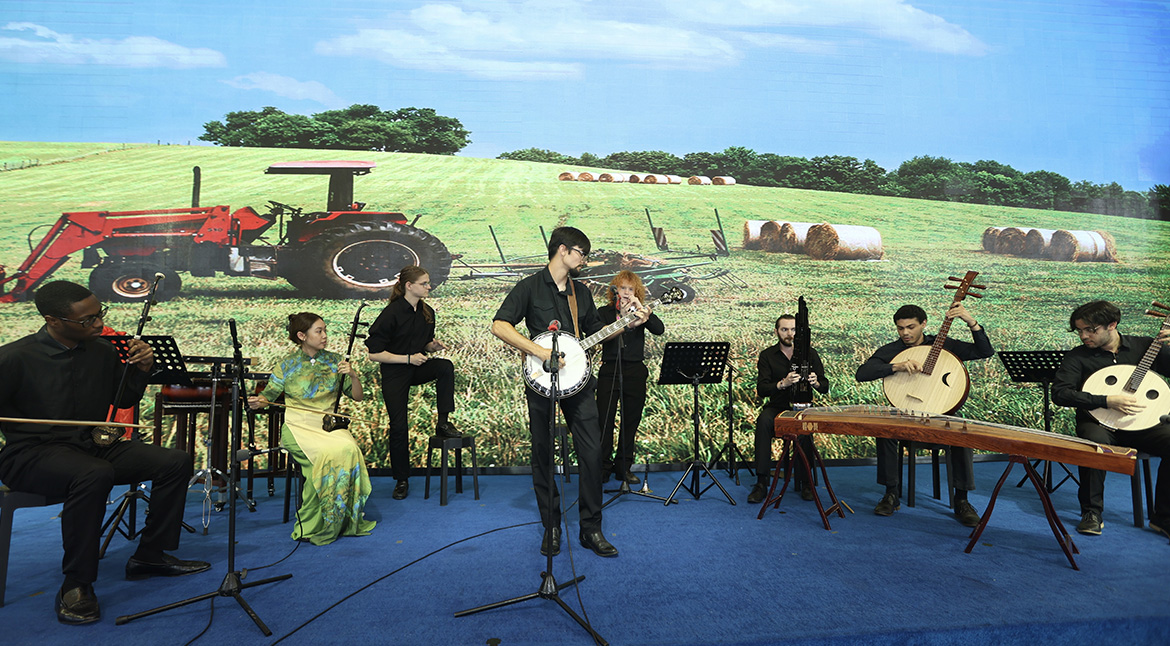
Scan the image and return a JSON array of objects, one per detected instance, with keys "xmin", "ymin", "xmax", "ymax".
[
  {"xmin": 748, "ymin": 314, "xmax": 829, "ymax": 504},
  {"xmin": 492, "ymin": 227, "xmax": 643, "ymax": 558},
  {"xmin": 855, "ymin": 303, "xmax": 993, "ymax": 528},
  {"xmin": 1051, "ymin": 300, "xmax": 1170, "ymax": 538},
  {"xmin": 0, "ymin": 281, "xmax": 208, "ymax": 625}
]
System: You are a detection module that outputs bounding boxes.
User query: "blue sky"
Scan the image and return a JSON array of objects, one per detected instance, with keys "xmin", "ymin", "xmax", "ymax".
[{"xmin": 1, "ymin": 0, "xmax": 1167, "ymax": 189}]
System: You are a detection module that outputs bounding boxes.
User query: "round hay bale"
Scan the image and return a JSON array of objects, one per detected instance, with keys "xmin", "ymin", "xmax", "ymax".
[
  {"xmin": 598, "ymin": 173, "xmax": 627, "ymax": 183},
  {"xmin": 1023, "ymin": 228, "xmax": 1058, "ymax": 258},
  {"xmin": 743, "ymin": 220, "xmax": 772, "ymax": 250},
  {"xmin": 688, "ymin": 175, "xmax": 712, "ymax": 185},
  {"xmin": 558, "ymin": 171, "xmax": 578, "ymax": 181},
  {"xmin": 805, "ymin": 223, "xmax": 884, "ymax": 260},
  {"xmin": 577, "ymin": 171, "xmax": 596, "ymax": 182},
  {"xmin": 628, "ymin": 174, "xmax": 642, "ymax": 184},
  {"xmin": 665, "ymin": 175, "xmax": 683, "ymax": 184},
  {"xmin": 642, "ymin": 174, "xmax": 668, "ymax": 184},
  {"xmin": 994, "ymin": 227, "xmax": 1027, "ymax": 256},
  {"xmin": 1049, "ymin": 229, "xmax": 1118, "ymax": 262},
  {"xmin": 712, "ymin": 176, "xmax": 736, "ymax": 185},
  {"xmin": 759, "ymin": 220, "xmax": 785, "ymax": 253},
  {"xmin": 779, "ymin": 222, "xmax": 819, "ymax": 254},
  {"xmin": 982, "ymin": 227, "xmax": 1002, "ymax": 252}
]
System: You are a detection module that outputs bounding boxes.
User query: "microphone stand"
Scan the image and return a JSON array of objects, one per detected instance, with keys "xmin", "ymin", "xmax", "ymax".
[
  {"xmin": 117, "ymin": 319, "xmax": 292, "ymax": 635},
  {"xmin": 456, "ymin": 320, "xmax": 608, "ymax": 646}
]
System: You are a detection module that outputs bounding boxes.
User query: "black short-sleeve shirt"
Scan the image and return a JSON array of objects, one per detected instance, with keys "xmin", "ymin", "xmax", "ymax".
[{"xmin": 493, "ymin": 267, "xmax": 602, "ymax": 339}]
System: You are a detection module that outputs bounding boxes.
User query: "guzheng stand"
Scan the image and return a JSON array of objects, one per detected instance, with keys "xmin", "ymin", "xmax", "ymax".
[
  {"xmin": 998, "ymin": 350, "xmax": 1077, "ymax": 493},
  {"xmin": 660, "ymin": 342, "xmax": 736, "ymax": 506},
  {"xmin": 758, "ymin": 411, "xmax": 847, "ymax": 530}
]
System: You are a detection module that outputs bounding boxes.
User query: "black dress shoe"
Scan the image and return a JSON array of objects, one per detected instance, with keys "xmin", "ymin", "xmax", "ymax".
[
  {"xmin": 540, "ymin": 526, "xmax": 562, "ymax": 556},
  {"xmin": 435, "ymin": 421, "xmax": 462, "ymax": 438},
  {"xmin": 874, "ymin": 492, "xmax": 900, "ymax": 516},
  {"xmin": 747, "ymin": 482, "xmax": 768, "ymax": 505},
  {"xmin": 125, "ymin": 553, "xmax": 212, "ymax": 580},
  {"xmin": 392, "ymin": 479, "xmax": 410, "ymax": 500},
  {"xmin": 620, "ymin": 471, "xmax": 641, "ymax": 485},
  {"xmin": 579, "ymin": 529, "xmax": 618, "ymax": 557},
  {"xmin": 56, "ymin": 583, "xmax": 100, "ymax": 625},
  {"xmin": 954, "ymin": 500, "xmax": 981, "ymax": 528}
]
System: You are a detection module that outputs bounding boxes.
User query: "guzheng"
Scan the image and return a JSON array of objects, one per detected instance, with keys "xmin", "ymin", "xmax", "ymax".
[{"xmin": 774, "ymin": 405, "xmax": 1136, "ymax": 476}]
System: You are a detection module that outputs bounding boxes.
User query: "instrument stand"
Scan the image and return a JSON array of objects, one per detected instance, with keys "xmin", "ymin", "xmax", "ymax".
[
  {"xmin": 998, "ymin": 351, "xmax": 1078, "ymax": 493},
  {"xmin": 660, "ymin": 342, "xmax": 736, "ymax": 506},
  {"xmin": 455, "ymin": 325, "xmax": 608, "ymax": 646},
  {"xmin": 186, "ymin": 359, "xmax": 255, "ymax": 525},
  {"xmin": 756, "ymin": 432, "xmax": 847, "ymax": 530},
  {"xmin": 965, "ymin": 455, "xmax": 1080, "ymax": 569},
  {"xmin": 604, "ymin": 460, "xmax": 676, "ymax": 508},
  {"xmin": 710, "ymin": 360, "xmax": 752, "ymax": 484},
  {"xmin": 118, "ymin": 320, "xmax": 292, "ymax": 634}
]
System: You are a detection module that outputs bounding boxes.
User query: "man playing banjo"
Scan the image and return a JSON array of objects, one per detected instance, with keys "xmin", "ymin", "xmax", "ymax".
[
  {"xmin": 1052, "ymin": 300, "xmax": 1170, "ymax": 538},
  {"xmin": 491, "ymin": 227, "xmax": 646, "ymax": 558}
]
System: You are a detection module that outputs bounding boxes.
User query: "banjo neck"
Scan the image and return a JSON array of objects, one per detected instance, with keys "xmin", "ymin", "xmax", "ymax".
[{"xmin": 577, "ymin": 296, "xmax": 665, "ymax": 352}]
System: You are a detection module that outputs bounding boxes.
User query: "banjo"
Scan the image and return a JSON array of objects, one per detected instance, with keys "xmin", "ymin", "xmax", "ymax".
[
  {"xmin": 883, "ymin": 271, "xmax": 985, "ymax": 415},
  {"xmin": 1083, "ymin": 301, "xmax": 1170, "ymax": 431},
  {"xmin": 523, "ymin": 287, "xmax": 684, "ymax": 398}
]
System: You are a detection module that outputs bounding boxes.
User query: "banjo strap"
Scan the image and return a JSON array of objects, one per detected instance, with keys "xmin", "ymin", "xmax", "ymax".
[{"xmin": 566, "ymin": 279, "xmax": 582, "ymax": 340}]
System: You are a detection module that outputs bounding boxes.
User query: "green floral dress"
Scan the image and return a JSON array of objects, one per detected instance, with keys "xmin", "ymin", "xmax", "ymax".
[{"xmin": 261, "ymin": 348, "xmax": 376, "ymax": 545}]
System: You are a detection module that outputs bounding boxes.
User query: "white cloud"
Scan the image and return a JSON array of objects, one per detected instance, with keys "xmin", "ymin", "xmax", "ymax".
[
  {"xmin": 737, "ymin": 33, "xmax": 839, "ymax": 56},
  {"xmin": 0, "ymin": 22, "xmax": 226, "ymax": 68},
  {"xmin": 223, "ymin": 72, "xmax": 345, "ymax": 108}
]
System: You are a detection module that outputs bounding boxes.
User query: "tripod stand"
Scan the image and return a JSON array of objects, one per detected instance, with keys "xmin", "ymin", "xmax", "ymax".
[
  {"xmin": 998, "ymin": 351, "xmax": 1077, "ymax": 492},
  {"xmin": 661, "ymin": 342, "xmax": 736, "ymax": 506},
  {"xmin": 186, "ymin": 357, "xmax": 255, "ymax": 525},
  {"xmin": 455, "ymin": 323, "xmax": 608, "ymax": 645},
  {"xmin": 710, "ymin": 359, "xmax": 751, "ymax": 484},
  {"xmin": 117, "ymin": 320, "xmax": 291, "ymax": 635}
]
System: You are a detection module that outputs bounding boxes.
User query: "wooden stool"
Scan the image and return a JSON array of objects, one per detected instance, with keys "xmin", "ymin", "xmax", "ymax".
[
  {"xmin": 1, "ymin": 486, "xmax": 65, "ymax": 607},
  {"xmin": 424, "ymin": 436, "xmax": 480, "ymax": 506},
  {"xmin": 153, "ymin": 383, "xmax": 232, "ymax": 477}
]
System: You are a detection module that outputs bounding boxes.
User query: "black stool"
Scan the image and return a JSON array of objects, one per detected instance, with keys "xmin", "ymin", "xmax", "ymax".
[
  {"xmin": 897, "ymin": 441, "xmax": 953, "ymax": 508},
  {"xmin": 424, "ymin": 436, "xmax": 480, "ymax": 506},
  {"xmin": 1, "ymin": 485, "xmax": 65, "ymax": 607}
]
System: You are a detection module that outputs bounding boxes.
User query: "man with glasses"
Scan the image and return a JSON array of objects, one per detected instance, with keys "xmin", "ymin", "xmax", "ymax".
[
  {"xmin": 1052, "ymin": 300, "xmax": 1170, "ymax": 538},
  {"xmin": 0, "ymin": 281, "xmax": 208, "ymax": 625},
  {"xmin": 492, "ymin": 227, "xmax": 644, "ymax": 558}
]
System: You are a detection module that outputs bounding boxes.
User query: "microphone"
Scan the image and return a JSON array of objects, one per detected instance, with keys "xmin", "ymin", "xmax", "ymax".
[
  {"xmin": 548, "ymin": 320, "xmax": 560, "ymax": 332},
  {"xmin": 542, "ymin": 352, "xmax": 563, "ymax": 373}
]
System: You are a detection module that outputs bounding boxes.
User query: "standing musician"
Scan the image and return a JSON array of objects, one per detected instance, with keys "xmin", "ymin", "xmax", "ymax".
[
  {"xmin": 366, "ymin": 265, "xmax": 460, "ymax": 501},
  {"xmin": 248, "ymin": 312, "xmax": 377, "ymax": 545},
  {"xmin": 748, "ymin": 314, "xmax": 829, "ymax": 504},
  {"xmin": 855, "ymin": 303, "xmax": 993, "ymax": 527},
  {"xmin": 491, "ymin": 227, "xmax": 644, "ymax": 558},
  {"xmin": 0, "ymin": 281, "xmax": 209, "ymax": 625},
  {"xmin": 1051, "ymin": 300, "xmax": 1170, "ymax": 538},
  {"xmin": 596, "ymin": 270, "xmax": 665, "ymax": 485}
]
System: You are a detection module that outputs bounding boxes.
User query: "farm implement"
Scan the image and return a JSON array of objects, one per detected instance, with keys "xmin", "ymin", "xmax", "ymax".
[{"xmin": 0, "ymin": 161, "xmax": 451, "ymax": 302}]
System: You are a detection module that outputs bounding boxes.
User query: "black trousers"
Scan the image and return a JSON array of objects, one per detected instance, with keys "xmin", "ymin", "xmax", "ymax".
[
  {"xmin": 875, "ymin": 437, "xmax": 975, "ymax": 492},
  {"xmin": 1076, "ymin": 420, "xmax": 1170, "ymax": 521},
  {"xmin": 0, "ymin": 440, "xmax": 191, "ymax": 584},
  {"xmin": 526, "ymin": 377, "xmax": 604, "ymax": 533},
  {"xmin": 596, "ymin": 361, "xmax": 649, "ymax": 476},
  {"xmin": 754, "ymin": 405, "xmax": 813, "ymax": 486},
  {"xmin": 379, "ymin": 358, "xmax": 456, "ymax": 481}
]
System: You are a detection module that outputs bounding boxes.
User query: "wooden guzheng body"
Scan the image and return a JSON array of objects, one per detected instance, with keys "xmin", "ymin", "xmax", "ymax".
[{"xmin": 774, "ymin": 405, "xmax": 1136, "ymax": 475}]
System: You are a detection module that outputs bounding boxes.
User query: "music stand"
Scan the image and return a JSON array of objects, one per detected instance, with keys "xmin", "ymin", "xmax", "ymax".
[
  {"xmin": 709, "ymin": 360, "xmax": 752, "ymax": 484},
  {"xmin": 998, "ymin": 351, "xmax": 1077, "ymax": 492},
  {"xmin": 659, "ymin": 342, "xmax": 736, "ymax": 506},
  {"xmin": 98, "ymin": 335, "xmax": 196, "ymax": 557}
]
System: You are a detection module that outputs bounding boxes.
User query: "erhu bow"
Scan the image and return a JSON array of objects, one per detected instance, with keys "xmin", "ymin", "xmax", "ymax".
[
  {"xmin": 94, "ymin": 273, "xmax": 166, "ymax": 446},
  {"xmin": 322, "ymin": 301, "xmax": 369, "ymax": 432}
]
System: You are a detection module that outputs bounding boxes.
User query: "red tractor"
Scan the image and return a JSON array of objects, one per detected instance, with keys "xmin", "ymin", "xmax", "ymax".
[{"xmin": 0, "ymin": 161, "xmax": 451, "ymax": 302}]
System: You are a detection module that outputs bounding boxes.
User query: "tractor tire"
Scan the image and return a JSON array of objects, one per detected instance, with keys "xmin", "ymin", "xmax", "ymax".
[
  {"xmin": 89, "ymin": 262, "xmax": 182, "ymax": 302},
  {"xmin": 647, "ymin": 279, "xmax": 696, "ymax": 304},
  {"xmin": 282, "ymin": 221, "xmax": 452, "ymax": 299}
]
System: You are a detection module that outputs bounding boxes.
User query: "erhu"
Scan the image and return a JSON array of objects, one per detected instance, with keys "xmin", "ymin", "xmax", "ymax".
[
  {"xmin": 322, "ymin": 301, "xmax": 369, "ymax": 432},
  {"xmin": 93, "ymin": 273, "xmax": 166, "ymax": 446},
  {"xmin": 791, "ymin": 295, "xmax": 814, "ymax": 410}
]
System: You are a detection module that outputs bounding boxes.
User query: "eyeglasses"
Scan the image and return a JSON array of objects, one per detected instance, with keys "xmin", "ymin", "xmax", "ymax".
[
  {"xmin": 569, "ymin": 247, "xmax": 590, "ymax": 261},
  {"xmin": 57, "ymin": 305, "xmax": 109, "ymax": 327},
  {"xmin": 1073, "ymin": 325, "xmax": 1101, "ymax": 336},
  {"xmin": 411, "ymin": 281, "xmax": 432, "ymax": 288}
]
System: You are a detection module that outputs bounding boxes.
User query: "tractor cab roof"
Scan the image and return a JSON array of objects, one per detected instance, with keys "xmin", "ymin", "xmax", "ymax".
[{"xmin": 265, "ymin": 161, "xmax": 378, "ymax": 211}]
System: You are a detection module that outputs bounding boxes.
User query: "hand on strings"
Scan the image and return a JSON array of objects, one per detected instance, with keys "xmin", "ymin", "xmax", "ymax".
[
  {"xmin": 337, "ymin": 360, "xmax": 358, "ymax": 377},
  {"xmin": 126, "ymin": 338, "xmax": 154, "ymax": 372},
  {"xmin": 247, "ymin": 394, "xmax": 270, "ymax": 410},
  {"xmin": 948, "ymin": 303, "xmax": 977, "ymax": 327},
  {"xmin": 1106, "ymin": 394, "xmax": 1144, "ymax": 415},
  {"xmin": 1156, "ymin": 329, "xmax": 1170, "ymax": 346},
  {"xmin": 534, "ymin": 347, "xmax": 565, "ymax": 370},
  {"xmin": 893, "ymin": 359, "xmax": 922, "ymax": 375}
]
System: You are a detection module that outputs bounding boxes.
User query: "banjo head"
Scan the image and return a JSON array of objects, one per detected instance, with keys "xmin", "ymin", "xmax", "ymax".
[{"xmin": 523, "ymin": 332, "xmax": 591, "ymax": 398}]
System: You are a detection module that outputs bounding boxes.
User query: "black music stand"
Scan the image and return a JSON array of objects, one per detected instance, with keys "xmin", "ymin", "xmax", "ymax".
[
  {"xmin": 709, "ymin": 360, "xmax": 752, "ymax": 484},
  {"xmin": 660, "ymin": 342, "xmax": 736, "ymax": 506},
  {"xmin": 98, "ymin": 335, "xmax": 196, "ymax": 557},
  {"xmin": 998, "ymin": 351, "xmax": 1077, "ymax": 493}
]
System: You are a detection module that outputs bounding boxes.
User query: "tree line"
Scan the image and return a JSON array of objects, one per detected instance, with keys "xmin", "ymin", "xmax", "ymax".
[
  {"xmin": 200, "ymin": 104, "xmax": 471, "ymax": 155},
  {"xmin": 498, "ymin": 147, "xmax": 1169, "ymax": 220}
]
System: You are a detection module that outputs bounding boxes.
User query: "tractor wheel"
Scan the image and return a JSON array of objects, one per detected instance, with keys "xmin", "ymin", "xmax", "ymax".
[
  {"xmin": 647, "ymin": 279, "xmax": 696, "ymax": 304},
  {"xmin": 282, "ymin": 221, "xmax": 452, "ymax": 298},
  {"xmin": 89, "ymin": 262, "xmax": 182, "ymax": 302}
]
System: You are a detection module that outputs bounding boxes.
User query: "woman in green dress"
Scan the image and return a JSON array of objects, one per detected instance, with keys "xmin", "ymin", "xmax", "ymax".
[{"xmin": 248, "ymin": 312, "xmax": 376, "ymax": 545}]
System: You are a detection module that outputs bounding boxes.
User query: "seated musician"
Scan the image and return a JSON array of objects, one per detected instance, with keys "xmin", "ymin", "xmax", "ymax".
[
  {"xmin": 0, "ymin": 281, "xmax": 209, "ymax": 625},
  {"xmin": 748, "ymin": 314, "xmax": 829, "ymax": 504},
  {"xmin": 1051, "ymin": 300, "xmax": 1170, "ymax": 538},
  {"xmin": 855, "ymin": 303, "xmax": 993, "ymax": 527},
  {"xmin": 249, "ymin": 312, "xmax": 376, "ymax": 545}
]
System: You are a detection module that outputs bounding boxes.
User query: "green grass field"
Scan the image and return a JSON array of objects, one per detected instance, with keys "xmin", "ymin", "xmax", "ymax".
[{"xmin": 1, "ymin": 142, "xmax": 1167, "ymax": 469}]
